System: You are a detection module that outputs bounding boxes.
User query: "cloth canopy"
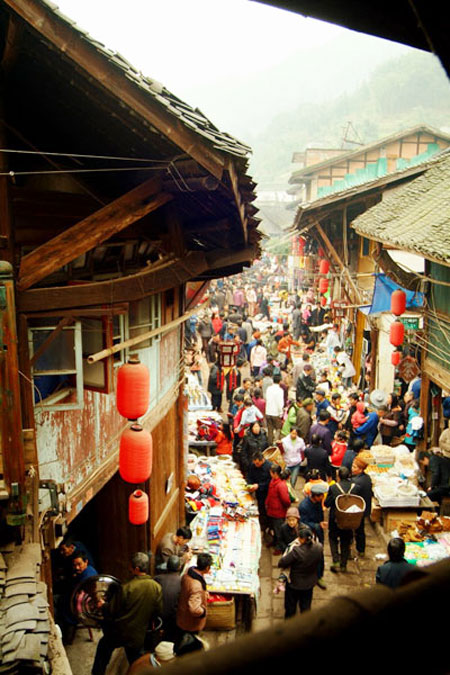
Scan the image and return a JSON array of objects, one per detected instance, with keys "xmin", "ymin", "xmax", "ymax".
[{"xmin": 368, "ymin": 274, "xmax": 424, "ymax": 315}]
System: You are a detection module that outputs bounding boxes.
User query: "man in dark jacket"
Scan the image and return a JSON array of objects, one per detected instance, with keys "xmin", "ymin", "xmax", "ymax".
[
  {"xmin": 278, "ymin": 525, "xmax": 323, "ymax": 616},
  {"xmin": 354, "ymin": 406, "xmax": 387, "ymax": 448},
  {"xmin": 324, "ymin": 466, "xmax": 353, "ymax": 572},
  {"xmin": 240, "ymin": 423, "xmax": 268, "ymax": 477},
  {"xmin": 351, "ymin": 452, "xmax": 373, "ymax": 557},
  {"xmin": 309, "ymin": 410, "xmax": 332, "ymax": 455},
  {"xmin": 207, "ymin": 361, "xmax": 223, "ymax": 412},
  {"xmin": 428, "ymin": 429, "xmax": 450, "ymax": 504},
  {"xmin": 341, "ymin": 438, "xmax": 366, "ymax": 471},
  {"xmin": 376, "ymin": 538, "xmax": 416, "ymax": 589},
  {"xmin": 296, "ymin": 398, "xmax": 314, "ymax": 442},
  {"xmin": 93, "ymin": 552, "xmax": 162, "ymax": 674},
  {"xmin": 296, "ymin": 365, "xmax": 316, "ymax": 402},
  {"xmin": 154, "ymin": 556, "xmax": 182, "ymax": 642},
  {"xmin": 247, "ymin": 453, "xmax": 272, "ymax": 528},
  {"xmin": 298, "ymin": 484, "xmax": 327, "ymax": 588}
]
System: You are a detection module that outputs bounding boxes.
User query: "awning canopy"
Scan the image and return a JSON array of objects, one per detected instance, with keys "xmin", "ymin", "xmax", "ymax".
[{"xmin": 368, "ymin": 274, "xmax": 424, "ymax": 315}]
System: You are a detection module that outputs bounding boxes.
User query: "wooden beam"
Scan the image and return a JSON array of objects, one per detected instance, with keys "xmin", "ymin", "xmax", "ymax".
[
  {"xmin": 24, "ymin": 304, "xmax": 129, "ymax": 318},
  {"xmin": 226, "ymin": 158, "xmax": 248, "ymax": 242},
  {"xmin": 17, "ymin": 252, "xmax": 208, "ymax": 312},
  {"xmin": 29, "ymin": 316, "xmax": 74, "ymax": 367},
  {"xmin": 18, "ymin": 178, "xmax": 172, "ymax": 290},
  {"xmin": 205, "ymin": 246, "xmax": 256, "ymax": 270},
  {"xmin": 3, "ymin": 0, "xmax": 226, "ymax": 180},
  {"xmin": 372, "ymin": 243, "xmax": 420, "ymax": 291},
  {"xmin": 314, "ymin": 219, "xmax": 362, "ymax": 304}
]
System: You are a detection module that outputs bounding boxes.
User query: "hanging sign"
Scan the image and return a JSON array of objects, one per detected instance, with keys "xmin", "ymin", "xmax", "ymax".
[
  {"xmin": 397, "ymin": 356, "xmax": 420, "ymax": 383},
  {"xmin": 400, "ymin": 317, "xmax": 420, "ymax": 330}
]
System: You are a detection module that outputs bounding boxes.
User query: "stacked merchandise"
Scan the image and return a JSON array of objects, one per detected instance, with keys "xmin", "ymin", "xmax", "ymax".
[
  {"xmin": 187, "ymin": 411, "xmax": 223, "ymax": 444},
  {"xmin": 369, "ymin": 445, "xmax": 421, "ymax": 507},
  {"xmin": 393, "ymin": 511, "xmax": 450, "ymax": 567},
  {"xmin": 186, "ymin": 456, "xmax": 261, "ymax": 596},
  {"xmin": 186, "ymin": 372, "xmax": 211, "ymax": 411}
]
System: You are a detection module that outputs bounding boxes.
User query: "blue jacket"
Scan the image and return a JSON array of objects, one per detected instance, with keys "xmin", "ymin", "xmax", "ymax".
[
  {"xmin": 299, "ymin": 496, "xmax": 324, "ymax": 542},
  {"xmin": 354, "ymin": 412, "xmax": 379, "ymax": 447}
]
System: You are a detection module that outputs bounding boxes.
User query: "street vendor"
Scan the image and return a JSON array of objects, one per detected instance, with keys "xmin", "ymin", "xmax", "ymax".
[{"xmin": 156, "ymin": 528, "xmax": 193, "ymax": 569}]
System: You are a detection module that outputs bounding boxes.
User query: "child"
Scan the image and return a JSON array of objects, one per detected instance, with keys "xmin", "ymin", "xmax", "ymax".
[
  {"xmin": 351, "ymin": 401, "xmax": 368, "ymax": 430},
  {"xmin": 330, "ymin": 430, "xmax": 348, "ymax": 477},
  {"xmin": 318, "ymin": 370, "xmax": 332, "ymax": 397},
  {"xmin": 279, "ymin": 507, "xmax": 300, "ymax": 551}
]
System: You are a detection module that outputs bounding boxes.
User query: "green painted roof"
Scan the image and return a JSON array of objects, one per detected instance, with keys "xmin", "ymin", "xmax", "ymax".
[{"xmin": 352, "ymin": 151, "xmax": 450, "ymax": 265}]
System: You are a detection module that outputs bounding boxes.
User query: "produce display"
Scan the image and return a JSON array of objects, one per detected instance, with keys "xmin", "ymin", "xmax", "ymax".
[{"xmin": 368, "ymin": 445, "xmax": 422, "ymax": 507}]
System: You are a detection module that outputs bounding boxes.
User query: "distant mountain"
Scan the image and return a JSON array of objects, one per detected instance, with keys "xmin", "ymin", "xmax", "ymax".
[
  {"xmin": 250, "ymin": 49, "xmax": 450, "ymax": 183},
  {"xmin": 182, "ymin": 30, "xmax": 409, "ymax": 142}
]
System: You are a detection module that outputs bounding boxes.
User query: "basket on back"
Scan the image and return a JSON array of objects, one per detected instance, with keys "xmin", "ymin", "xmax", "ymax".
[
  {"xmin": 335, "ymin": 493, "xmax": 366, "ymax": 530},
  {"xmin": 263, "ymin": 446, "xmax": 286, "ymax": 469}
]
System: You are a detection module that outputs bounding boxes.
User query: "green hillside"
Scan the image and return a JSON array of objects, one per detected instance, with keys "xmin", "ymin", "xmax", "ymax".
[{"xmin": 250, "ymin": 50, "xmax": 450, "ymax": 183}]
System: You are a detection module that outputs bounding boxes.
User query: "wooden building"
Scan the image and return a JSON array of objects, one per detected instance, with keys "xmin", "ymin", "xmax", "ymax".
[
  {"xmin": 291, "ymin": 128, "xmax": 450, "ymax": 388},
  {"xmin": 353, "ymin": 150, "xmax": 450, "ymax": 448},
  {"xmin": 0, "ymin": 0, "xmax": 260, "ymax": 604}
]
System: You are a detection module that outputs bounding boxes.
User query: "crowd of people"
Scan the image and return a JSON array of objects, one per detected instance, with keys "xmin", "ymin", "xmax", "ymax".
[{"xmin": 183, "ymin": 256, "xmax": 434, "ymax": 617}]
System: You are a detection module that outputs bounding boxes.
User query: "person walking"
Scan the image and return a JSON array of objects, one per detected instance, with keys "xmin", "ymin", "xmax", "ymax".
[
  {"xmin": 278, "ymin": 525, "xmax": 323, "ymax": 617},
  {"xmin": 265, "ymin": 373, "xmax": 284, "ymax": 445},
  {"xmin": 175, "ymin": 553, "xmax": 213, "ymax": 654},
  {"xmin": 154, "ymin": 556, "xmax": 182, "ymax": 642},
  {"xmin": 298, "ymin": 484, "xmax": 328, "ymax": 588},
  {"xmin": 324, "ymin": 466, "xmax": 354, "ymax": 573},
  {"xmin": 351, "ymin": 452, "xmax": 373, "ymax": 557},
  {"xmin": 280, "ymin": 427, "xmax": 306, "ymax": 488},
  {"xmin": 265, "ymin": 463, "xmax": 291, "ymax": 555},
  {"xmin": 92, "ymin": 553, "xmax": 163, "ymax": 674}
]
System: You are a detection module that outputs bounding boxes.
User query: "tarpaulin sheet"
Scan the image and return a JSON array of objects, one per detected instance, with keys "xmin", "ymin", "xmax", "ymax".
[{"xmin": 368, "ymin": 274, "xmax": 424, "ymax": 315}]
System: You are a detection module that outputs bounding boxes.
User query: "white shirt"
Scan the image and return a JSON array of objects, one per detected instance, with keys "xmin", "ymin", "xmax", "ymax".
[
  {"xmin": 265, "ymin": 383, "xmax": 284, "ymax": 417},
  {"xmin": 282, "ymin": 435, "xmax": 306, "ymax": 467},
  {"xmin": 336, "ymin": 351, "xmax": 356, "ymax": 378},
  {"xmin": 250, "ymin": 345, "xmax": 267, "ymax": 368},
  {"xmin": 326, "ymin": 330, "xmax": 341, "ymax": 352}
]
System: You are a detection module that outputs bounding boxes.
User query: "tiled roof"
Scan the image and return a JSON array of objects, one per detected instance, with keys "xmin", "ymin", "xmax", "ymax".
[
  {"xmin": 352, "ymin": 150, "xmax": 450, "ymax": 265},
  {"xmin": 40, "ymin": 1, "xmax": 253, "ymax": 162}
]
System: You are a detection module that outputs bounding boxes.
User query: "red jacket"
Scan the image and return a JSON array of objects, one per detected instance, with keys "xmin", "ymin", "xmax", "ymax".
[
  {"xmin": 265, "ymin": 476, "xmax": 291, "ymax": 518},
  {"xmin": 330, "ymin": 440, "xmax": 347, "ymax": 467}
]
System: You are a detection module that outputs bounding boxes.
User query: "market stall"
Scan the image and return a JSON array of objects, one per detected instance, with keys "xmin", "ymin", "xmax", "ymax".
[
  {"xmin": 184, "ymin": 455, "xmax": 261, "ymax": 631},
  {"xmin": 392, "ymin": 511, "xmax": 450, "ymax": 567},
  {"xmin": 367, "ymin": 444, "xmax": 435, "ymax": 528}
]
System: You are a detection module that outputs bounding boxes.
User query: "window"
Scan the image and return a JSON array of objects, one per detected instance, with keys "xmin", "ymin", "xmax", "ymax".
[
  {"xmin": 81, "ymin": 314, "xmax": 129, "ymax": 392},
  {"xmin": 29, "ymin": 321, "xmax": 84, "ymax": 411},
  {"xmin": 129, "ymin": 295, "xmax": 162, "ymax": 349}
]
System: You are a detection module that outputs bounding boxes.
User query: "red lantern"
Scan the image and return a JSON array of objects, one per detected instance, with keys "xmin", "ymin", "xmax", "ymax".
[
  {"xmin": 391, "ymin": 289, "xmax": 406, "ymax": 316},
  {"xmin": 298, "ymin": 237, "xmax": 306, "ymax": 254},
  {"xmin": 129, "ymin": 490, "xmax": 149, "ymax": 525},
  {"xmin": 319, "ymin": 278, "xmax": 329, "ymax": 294},
  {"xmin": 320, "ymin": 296, "xmax": 327, "ymax": 307},
  {"xmin": 119, "ymin": 424, "xmax": 153, "ymax": 483},
  {"xmin": 390, "ymin": 321, "xmax": 405, "ymax": 346},
  {"xmin": 117, "ymin": 357, "xmax": 150, "ymax": 420},
  {"xmin": 319, "ymin": 260, "xmax": 330, "ymax": 275},
  {"xmin": 318, "ymin": 247, "xmax": 325, "ymax": 258},
  {"xmin": 391, "ymin": 351, "xmax": 401, "ymax": 366}
]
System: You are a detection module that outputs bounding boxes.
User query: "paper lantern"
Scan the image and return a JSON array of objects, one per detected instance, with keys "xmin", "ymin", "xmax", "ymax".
[
  {"xmin": 129, "ymin": 490, "xmax": 149, "ymax": 525},
  {"xmin": 318, "ymin": 247, "xmax": 325, "ymax": 258},
  {"xmin": 119, "ymin": 424, "xmax": 153, "ymax": 483},
  {"xmin": 320, "ymin": 296, "xmax": 327, "ymax": 307},
  {"xmin": 319, "ymin": 278, "xmax": 329, "ymax": 294},
  {"xmin": 391, "ymin": 351, "xmax": 401, "ymax": 366},
  {"xmin": 391, "ymin": 289, "xmax": 406, "ymax": 316},
  {"xmin": 390, "ymin": 321, "xmax": 405, "ymax": 347},
  {"xmin": 116, "ymin": 357, "xmax": 150, "ymax": 420},
  {"xmin": 319, "ymin": 259, "xmax": 330, "ymax": 275}
]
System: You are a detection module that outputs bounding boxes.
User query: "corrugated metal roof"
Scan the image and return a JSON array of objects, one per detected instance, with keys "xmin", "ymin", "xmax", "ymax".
[{"xmin": 352, "ymin": 150, "xmax": 450, "ymax": 265}]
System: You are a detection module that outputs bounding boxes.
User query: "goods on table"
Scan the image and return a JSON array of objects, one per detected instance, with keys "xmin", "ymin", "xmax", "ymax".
[
  {"xmin": 394, "ymin": 513, "xmax": 450, "ymax": 543},
  {"xmin": 404, "ymin": 537, "xmax": 450, "ymax": 567},
  {"xmin": 369, "ymin": 445, "xmax": 421, "ymax": 507},
  {"xmin": 188, "ymin": 410, "xmax": 223, "ymax": 443},
  {"xmin": 370, "ymin": 445, "xmax": 395, "ymax": 465},
  {"xmin": 187, "ymin": 372, "xmax": 211, "ymax": 410}
]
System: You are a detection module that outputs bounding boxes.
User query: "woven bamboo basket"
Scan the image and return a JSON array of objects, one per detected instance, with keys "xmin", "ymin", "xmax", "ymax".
[
  {"xmin": 205, "ymin": 597, "xmax": 236, "ymax": 631},
  {"xmin": 263, "ymin": 446, "xmax": 286, "ymax": 469},
  {"xmin": 335, "ymin": 494, "xmax": 366, "ymax": 530}
]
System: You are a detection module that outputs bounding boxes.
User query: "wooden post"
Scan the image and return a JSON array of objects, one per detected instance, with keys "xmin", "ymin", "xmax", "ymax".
[
  {"xmin": 0, "ymin": 262, "xmax": 26, "ymax": 489},
  {"xmin": 369, "ymin": 326, "xmax": 379, "ymax": 390}
]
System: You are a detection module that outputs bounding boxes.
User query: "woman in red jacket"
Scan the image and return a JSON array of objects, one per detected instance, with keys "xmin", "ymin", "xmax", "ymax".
[{"xmin": 265, "ymin": 464, "xmax": 291, "ymax": 555}]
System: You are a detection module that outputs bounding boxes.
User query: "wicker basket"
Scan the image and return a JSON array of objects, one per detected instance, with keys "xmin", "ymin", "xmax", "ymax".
[
  {"xmin": 335, "ymin": 494, "xmax": 366, "ymax": 530},
  {"xmin": 263, "ymin": 446, "xmax": 286, "ymax": 469},
  {"xmin": 205, "ymin": 597, "xmax": 236, "ymax": 631}
]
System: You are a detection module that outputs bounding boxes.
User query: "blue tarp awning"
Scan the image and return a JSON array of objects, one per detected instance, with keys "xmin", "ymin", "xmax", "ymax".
[{"xmin": 368, "ymin": 274, "xmax": 424, "ymax": 315}]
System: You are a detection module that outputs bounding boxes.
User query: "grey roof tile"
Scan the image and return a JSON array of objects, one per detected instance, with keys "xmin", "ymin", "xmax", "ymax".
[{"xmin": 352, "ymin": 151, "xmax": 450, "ymax": 264}]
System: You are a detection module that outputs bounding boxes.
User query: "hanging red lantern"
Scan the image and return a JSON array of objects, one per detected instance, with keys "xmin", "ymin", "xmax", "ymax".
[
  {"xmin": 391, "ymin": 351, "xmax": 401, "ymax": 366},
  {"xmin": 298, "ymin": 237, "xmax": 306, "ymax": 254},
  {"xmin": 119, "ymin": 424, "xmax": 153, "ymax": 483},
  {"xmin": 318, "ymin": 247, "xmax": 325, "ymax": 258},
  {"xmin": 129, "ymin": 490, "xmax": 149, "ymax": 525},
  {"xmin": 319, "ymin": 259, "xmax": 330, "ymax": 275},
  {"xmin": 390, "ymin": 321, "xmax": 405, "ymax": 346},
  {"xmin": 319, "ymin": 278, "xmax": 329, "ymax": 294},
  {"xmin": 320, "ymin": 296, "xmax": 327, "ymax": 307},
  {"xmin": 116, "ymin": 357, "xmax": 150, "ymax": 420},
  {"xmin": 391, "ymin": 289, "xmax": 407, "ymax": 316}
]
